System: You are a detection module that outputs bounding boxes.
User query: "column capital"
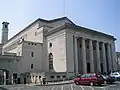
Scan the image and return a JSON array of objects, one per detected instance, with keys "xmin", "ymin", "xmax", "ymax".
[
  {"xmin": 96, "ymin": 40, "xmax": 100, "ymax": 43},
  {"xmin": 89, "ymin": 39, "xmax": 93, "ymax": 42},
  {"xmin": 82, "ymin": 37, "xmax": 88, "ymax": 41},
  {"xmin": 73, "ymin": 35, "xmax": 77, "ymax": 38}
]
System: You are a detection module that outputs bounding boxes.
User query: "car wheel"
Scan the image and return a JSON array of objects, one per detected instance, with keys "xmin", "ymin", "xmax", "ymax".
[
  {"xmin": 109, "ymin": 81, "xmax": 113, "ymax": 84},
  {"xmin": 90, "ymin": 82, "xmax": 94, "ymax": 86},
  {"xmin": 98, "ymin": 83, "xmax": 101, "ymax": 86}
]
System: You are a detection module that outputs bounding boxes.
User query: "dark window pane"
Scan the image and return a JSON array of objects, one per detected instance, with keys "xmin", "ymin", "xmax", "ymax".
[
  {"xmin": 49, "ymin": 53, "xmax": 53, "ymax": 70},
  {"xmin": 49, "ymin": 43, "xmax": 52, "ymax": 47},
  {"xmin": 80, "ymin": 44, "xmax": 82, "ymax": 48},
  {"xmin": 93, "ymin": 46, "xmax": 96, "ymax": 50},
  {"xmin": 31, "ymin": 64, "xmax": 33, "ymax": 69},
  {"xmin": 63, "ymin": 75, "xmax": 66, "ymax": 78},
  {"xmin": 87, "ymin": 46, "xmax": 89, "ymax": 49},
  {"xmin": 51, "ymin": 76, "xmax": 54, "ymax": 79},
  {"xmin": 57, "ymin": 76, "xmax": 60, "ymax": 78},
  {"xmin": 31, "ymin": 52, "xmax": 34, "ymax": 57}
]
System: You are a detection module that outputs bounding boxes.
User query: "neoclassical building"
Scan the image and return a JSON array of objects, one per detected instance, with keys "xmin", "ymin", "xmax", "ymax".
[
  {"xmin": 0, "ymin": 17, "xmax": 117, "ymax": 84},
  {"xmin": 116, "ymin": 52, "xmax": 120, "ymax": 70}
]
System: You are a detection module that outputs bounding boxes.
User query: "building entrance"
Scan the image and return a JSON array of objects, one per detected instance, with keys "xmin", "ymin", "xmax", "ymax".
[{"xmin": 87, "ymin": 63, "xmax": 90, "ymax": 73}]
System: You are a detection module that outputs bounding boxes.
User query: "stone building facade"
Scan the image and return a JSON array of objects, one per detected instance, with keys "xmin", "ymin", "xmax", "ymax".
[
  {"xmin": 0, "ymin": 17, "xmax": 117, "ymax": 84},
  {"xmin": 116, "ymin": 52, "xmax": 120, "ymax": 70}
]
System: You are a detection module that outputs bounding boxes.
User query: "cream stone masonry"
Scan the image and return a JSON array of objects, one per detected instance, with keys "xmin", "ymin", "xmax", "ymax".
[{"xmin": 0, "ymin": 17, "xmax": 117, "ymax": 84}]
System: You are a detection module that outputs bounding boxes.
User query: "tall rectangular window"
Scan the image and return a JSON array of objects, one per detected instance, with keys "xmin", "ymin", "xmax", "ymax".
[
  {"xmin": 31, "ymin": 52, "xmax": 34, "ymax": 57},
  {"xmin": 35, "ymin": 32, "xmax": 37, "ymax": 36},
  {"xmin": 49, "ymin": 43, "xmax": 52, "ymax": 47},
  {"xmin": 31, "ymin": 64, "xmax": 33, "ymax": 69}
]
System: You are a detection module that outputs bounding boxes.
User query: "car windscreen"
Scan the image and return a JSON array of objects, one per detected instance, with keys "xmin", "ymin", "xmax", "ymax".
[{"xmin": 80, "ymin": 74, "xmax": 95, "ymax": 78}]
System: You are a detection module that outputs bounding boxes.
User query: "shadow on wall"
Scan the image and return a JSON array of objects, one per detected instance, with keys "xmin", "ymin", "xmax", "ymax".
[{"xmin": 0, "ymin": 69, "xmax": 12, "ymax": 85}]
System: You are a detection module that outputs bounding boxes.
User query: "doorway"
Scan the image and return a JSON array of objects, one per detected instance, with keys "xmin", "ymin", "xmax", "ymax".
[
  {"xmin": 17, "ymin": 78, "xmax": 20, "ymax": 84},
  {"xmin": 87, "ymin": 63, "xmax": 90, "ymax": 73},
  {"xmin": 24, "ymin": 78, "xmax": 26, "ymax": 84}
]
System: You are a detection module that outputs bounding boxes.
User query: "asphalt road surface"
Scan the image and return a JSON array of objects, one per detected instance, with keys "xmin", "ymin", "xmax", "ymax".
[{"xmin": 1, "ymin": 81, "xmax": 120, "ymax": 90}]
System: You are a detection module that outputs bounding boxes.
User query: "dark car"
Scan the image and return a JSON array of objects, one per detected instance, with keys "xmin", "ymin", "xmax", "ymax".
[
  {"xmin": 102, "ymin": 75, "xmax": 116, "ymax": 84},
  {"xmin": 74, "ymin": 73, "xmax": 105, "ymax": 86}
]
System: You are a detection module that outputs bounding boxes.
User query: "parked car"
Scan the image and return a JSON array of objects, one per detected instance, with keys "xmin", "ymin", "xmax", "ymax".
[
  {"xmin": 102, "ymin": 74, "xmax": 116, "ymax": 84},
  {"xmin": 110, "ymin": 72, "xmax": 120, "ymax": 80},
  {"xmin": 74, "ymin": 73, "xmax": 105, "ymax": 86}
]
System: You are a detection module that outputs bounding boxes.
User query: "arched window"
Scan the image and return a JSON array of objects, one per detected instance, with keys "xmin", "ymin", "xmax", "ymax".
[{"xmin": 49, "ymin": 53, "xmax": 53, "ymax": 70}]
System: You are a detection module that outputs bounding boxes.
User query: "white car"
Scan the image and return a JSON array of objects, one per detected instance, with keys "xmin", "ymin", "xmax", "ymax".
[{"xmin": 110, "ymin": 72, "xmax": 120, "ymax": 79}]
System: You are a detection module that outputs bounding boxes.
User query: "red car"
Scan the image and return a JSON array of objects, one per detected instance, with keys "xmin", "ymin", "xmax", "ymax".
[{"xmin": 74, "ymin": 73, "xmax": 105, "ymax": 86}]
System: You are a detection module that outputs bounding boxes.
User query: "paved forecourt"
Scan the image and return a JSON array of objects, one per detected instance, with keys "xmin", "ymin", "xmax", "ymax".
[{"xmin": 1, "ymin": 82, "xmax": 120, "ymax": 90}]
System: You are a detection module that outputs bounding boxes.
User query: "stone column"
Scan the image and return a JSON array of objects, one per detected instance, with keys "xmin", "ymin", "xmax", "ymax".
[
  {"xmin": 3, "ymin": 71, "xmax": 6, "ymax": 85},
  {"xmin": 107, "ymin": 44, "xmax": 112, "ymax": 72},
  {"xmin": 101, "ymin": 42, "xmax": 107, "ymax": 73},
  {"xmin": 89, "ymin": 40, "xmax": 94, "ymax": 72},
  {"xmin": 74, "ymin": 37, "xmax": 78, "ymax": 74},
  {"xmin": 81, "ymin": 38, "xmax": 87, "ymax": 73},
  {"xmin": 111, "ymin": 42, "xmax": 117, "ymax": 71},
  {"xmin": 96, "ymin": 41, "xmax": 101, "ymax": 72}
]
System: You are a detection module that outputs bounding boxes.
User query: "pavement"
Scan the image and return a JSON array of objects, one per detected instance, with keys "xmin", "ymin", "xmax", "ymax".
[
  {"xmin": 37, "ymin": 80, "xmax": 73, "ymax": 86},
  {"xmin": 0, "ymin": 81, "xmax": 120, "ymax": 90}
]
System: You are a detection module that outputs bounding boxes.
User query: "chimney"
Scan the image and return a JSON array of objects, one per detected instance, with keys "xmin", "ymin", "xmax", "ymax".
[{"xmin": 1, "ymin": 22, "xmax": 9, "ymax": 44}]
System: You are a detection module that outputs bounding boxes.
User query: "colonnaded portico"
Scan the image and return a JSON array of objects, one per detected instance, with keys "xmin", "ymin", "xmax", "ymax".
[{"xmin": 73, "ymin": 36, "xmax": 115, "ymax": 74}]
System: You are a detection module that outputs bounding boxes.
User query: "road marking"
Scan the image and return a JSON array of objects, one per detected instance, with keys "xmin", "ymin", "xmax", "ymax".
[
  {"xmin": 79, "ymin": 85, "xmax": 84, "ymax": 90},
  {"xmin": 94, "ymin": 87, "xmax": 106, "ymax": 90},
  {"xmin": 51, "ymin": 86, "xmax": 54, "ymax": 90},
  {"xmin": 109, "ymin": 85, "xmax": 117, "ymax": 87},
  {"xmin": 82, "ymin": 86, "xmax": 94, "ymax": 90},
  {"xmin": 101, "ymin": 87, "xmax": 106, "ymax": 90},
  {"xmin": 61, "ymin": 85, "xmax": 63, "ymax": 90},
  {"xmin": 89, "ymin": 86, "xmax": 94, "ymax": 90},
  {"xmin": 71, "ymin": 84, "xmax": 74, "ymax": 90}
]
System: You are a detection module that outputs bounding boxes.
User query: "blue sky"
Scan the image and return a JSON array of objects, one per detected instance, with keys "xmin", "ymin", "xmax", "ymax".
[{"xmin": 0, "ymin": 0, "xmax": 119, "ymax": 51}]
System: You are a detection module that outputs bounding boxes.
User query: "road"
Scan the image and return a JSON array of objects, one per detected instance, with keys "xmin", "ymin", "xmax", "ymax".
[{"xmin": 1, "ymin": 81, "xmax": 120, "ymax": 90}]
